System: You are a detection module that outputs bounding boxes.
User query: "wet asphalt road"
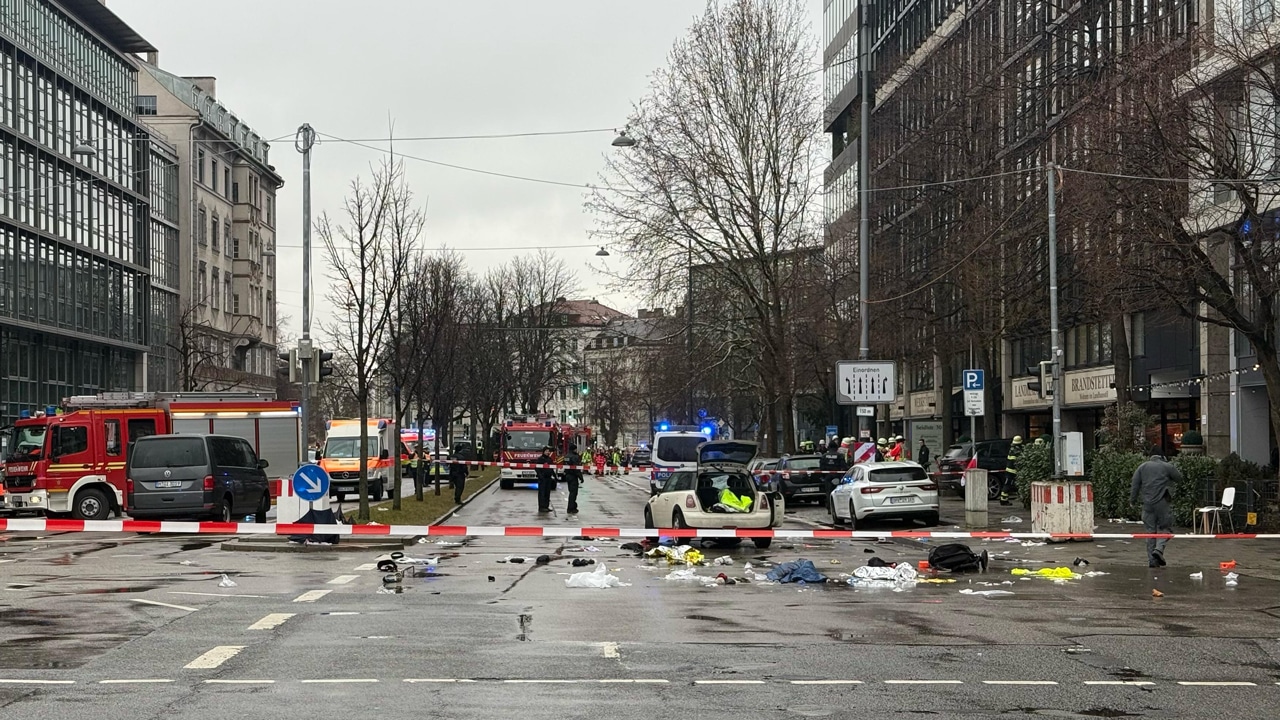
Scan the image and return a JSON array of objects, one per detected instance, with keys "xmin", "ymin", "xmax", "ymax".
[{"xmin": 1, "ymin": 474, "xmax": 1279, "ymax": 719}]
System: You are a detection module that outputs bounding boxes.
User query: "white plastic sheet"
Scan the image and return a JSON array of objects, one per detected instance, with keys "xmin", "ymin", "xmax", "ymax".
[
  {"xmin": 217, "ymin": 574, "xmax": 237, "ymax": 588},
  {"xmin": 565, "ymin": 564, "xmax": 629, "ymax": 589},
  {"xmin": 852, "ymin": 564, "xmax": 918, "ymax": 582},
  {"xmin": 959, "ymin": 588, "xmax": 1014, "ymax": 597}
]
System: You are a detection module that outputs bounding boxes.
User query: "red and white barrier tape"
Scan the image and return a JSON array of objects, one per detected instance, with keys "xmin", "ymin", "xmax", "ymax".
[
  {"xmin": 444, "ymin": 459, "xmax": 852, "ymax": 477},
  {"xmin": 0, "ymin": 518, "xmax": 1274, "ymax": 540}
]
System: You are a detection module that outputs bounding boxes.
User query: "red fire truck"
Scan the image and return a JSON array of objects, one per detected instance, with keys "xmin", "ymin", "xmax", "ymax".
[
  {"xmin": 0, "ymin": 392, "xmax": 302, "ymax": 520},
  {"xmin": 497, "ymin": 415, "xmax": 572, "ymax": 490}
]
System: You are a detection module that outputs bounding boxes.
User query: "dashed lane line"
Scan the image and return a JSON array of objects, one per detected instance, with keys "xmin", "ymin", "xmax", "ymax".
[
  {"xmin": 983, "ymin": 681, "xmax": 1059, "ymax": 686},
  {"xmin": 503, "ymin": 680, "xmax": 580, "ymax": 684},
  {"xmin": 248, "ymin": 613, "xmax": 295, "ymax": 631},
  {"xmin": 300, "ymin": 679, "xmax": 379, "ymax": 684},
  {"xmin": 292, "ymin": 589, "xmax": 331, "ymax": 603},
  {"xmin": 791, "ymin": 680, "xmax": 864, "ymax": 685},
  {"xmin": 98, "ymin": 679, "xmax": 174, "ymax": 685},
  {"xmin": 403, "ymin": 679, "xmax": 478, "ymax": 683},
  {"xmin": 353, "ymin": 563, "xmax": 376, "ymax": 571},
  {"xmin": 0, "ymin": 679, "xmax": 75, "ymax": 685},
  {"xmin": 1084, "ymin": 681, "xmax": 1156, "ymax": 686},
  {"xmin": 184, "ymin": 646, "xmax": 245, "ymax": 670},
  {"xmin": 694, "ymin": 680, "xmax": 768, "ymax": 685},
  {"xmin": 1177, "ymin": 681, "xmax": 1258, "ymax": 686},
  {"xmin": 131, "ymin": 599, "xmax": 198, "ymax": 613},
  {"xmin": 12, "ymin": 677, "xmax": 1280, "ymax": 687},
  {"xmin": 328, "ymin": 575, "xmax": 360, "ymax": 585},
  {"xmin": 170, "ymin": 592, "xmax": 268, "ymax": 599},
  {"xmin": 884, "ymin": 680, "xmax": 964, "ymax": 685},
  {"xmin": 597, "ymin": 679, "xmax": 670, "ymax": 684},
  {"xmin": 205, "ymin": 680, "xmax": 275, "ymax": 685}
]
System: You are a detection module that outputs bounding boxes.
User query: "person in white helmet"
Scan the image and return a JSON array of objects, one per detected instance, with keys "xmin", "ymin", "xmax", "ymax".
[
  {"xmin": 874, "ymin": 438, "xmax": 887, "ymax": 462},
  {"xmin": 1001, "ymin": 435, "xmax": 1024, "ymax": 506},
  {"xmin": 888, "ymin": 435, "xmax": 906, "ymax": 461}
]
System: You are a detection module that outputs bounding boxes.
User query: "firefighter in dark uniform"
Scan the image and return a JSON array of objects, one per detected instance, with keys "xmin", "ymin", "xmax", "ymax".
[
  {"xmin": 564, "ymin": 444, "xmax": 585, "ymax": 515},
  {"xmin": 1001, "ymin": 435, "xmax": 1024, "ymax": 506}
]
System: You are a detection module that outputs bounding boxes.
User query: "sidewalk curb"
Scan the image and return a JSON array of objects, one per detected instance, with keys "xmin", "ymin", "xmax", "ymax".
[{"xmin": 421, "ymin": 471, "xmax": 503, "ymax": 529}]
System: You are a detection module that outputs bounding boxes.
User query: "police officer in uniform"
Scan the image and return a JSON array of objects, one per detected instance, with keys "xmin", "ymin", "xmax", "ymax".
[
  {"xmin": 564, "ymin": 444, "xmax": 585, "ymax": 515},
  {"xmin": 1001, "ymin": 435, "xmax": 1024, "ymax": 506}
]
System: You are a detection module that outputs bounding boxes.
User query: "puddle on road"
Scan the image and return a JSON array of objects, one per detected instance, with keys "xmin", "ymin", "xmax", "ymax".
[
  {"xmin": 0, "ymin": 609, "xmax": 140, "ymax": 669},
  {"xmin": 179, "ymin": 541, "xmax": 216, "ymax": 552}
]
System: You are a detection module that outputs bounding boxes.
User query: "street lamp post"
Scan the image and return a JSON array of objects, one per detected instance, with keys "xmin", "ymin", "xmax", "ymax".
[{"xmin": 295, "ymin": 125, "xmax": 316, "ymax": 448}]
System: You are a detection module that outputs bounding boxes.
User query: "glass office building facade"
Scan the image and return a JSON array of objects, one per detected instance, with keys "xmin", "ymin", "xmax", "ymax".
[{"xmin": 0, "ymin": 0, "xmax": 156, "ymax": 423}]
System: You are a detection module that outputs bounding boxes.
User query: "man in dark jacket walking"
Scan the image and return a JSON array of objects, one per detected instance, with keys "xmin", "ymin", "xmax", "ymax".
[
  {"xmin": 535, "ymin": 446, "xmax": 557, "ymax": 514},
  {"xmin": 563, "ymin": 444, "xmax": 585, "ymax": 515},
  {"xmin": 1131, "ymin": 452, "xmax": 1183, "ymax": 567}
]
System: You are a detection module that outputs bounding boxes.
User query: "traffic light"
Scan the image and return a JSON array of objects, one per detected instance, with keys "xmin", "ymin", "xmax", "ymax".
[
  {"xmin": 579, "ymin": 380, "xmax": 589, "ymax": 396},
  {"xmin": 277, "ymin": 349, "xmax": 299, "ymax": 383},
  {"xmin": 315, "ymin": 350, "xmax": 334, "ymax": 382},
  {"xmin": 1026, "ymin": 360, "xmax": 1053, "ymax": 399}
]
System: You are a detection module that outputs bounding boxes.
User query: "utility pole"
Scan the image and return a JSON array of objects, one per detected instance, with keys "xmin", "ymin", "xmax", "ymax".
[
  {"xmin": 857, "ymin": 0, "xmax": 873, "ymax": 441},
  {"xmin": 687, "ymin": 242, "xmax": 695, "ymax": 426},
  {"xmin": 295, "ymin": 124, "xmax": 316, "ymax": 448},
  {"xmin": 1047, "ymin": 163, "xmax": 1063, "ymax": 478}
]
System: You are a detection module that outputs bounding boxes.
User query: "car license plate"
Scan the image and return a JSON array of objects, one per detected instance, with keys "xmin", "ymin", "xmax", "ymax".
[
  {"xmin": 802, "ymin": 487, "xmax": 819, "ymax": 493},
  {"xmin": 154, "ymin": 481, "xmax": 181, "ymax": 489},
  {"xmin": 888, "ymin": 496, "xmax": 914, "ymax": 504}
]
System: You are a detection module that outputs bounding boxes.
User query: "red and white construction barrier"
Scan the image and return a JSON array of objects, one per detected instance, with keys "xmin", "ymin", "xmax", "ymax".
[
  {"xmin": 0, "ymin": 518, "xmax": 1275, "ymax": 540},
  {"xmin": 453, "ymin": 459, "xmax": 853, "ymax": 477}
]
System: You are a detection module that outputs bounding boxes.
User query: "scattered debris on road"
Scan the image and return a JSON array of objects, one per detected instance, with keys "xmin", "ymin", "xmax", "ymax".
[
  {"xmin": 566, "ymin": 564, "xmax": 628, "ymax": 589},
  {"xmin": 217, "ymin": 574, "xmax": 237, "ymax": 588}
]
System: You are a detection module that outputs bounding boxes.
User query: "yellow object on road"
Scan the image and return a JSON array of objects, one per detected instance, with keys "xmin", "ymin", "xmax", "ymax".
[{"xmin": 1011, "ymin": 567, "xmax": 1081, "ymax": 580}]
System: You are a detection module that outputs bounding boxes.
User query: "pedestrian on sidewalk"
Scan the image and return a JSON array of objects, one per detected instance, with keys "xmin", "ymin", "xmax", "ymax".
[
  {"xmin": 535, "ymin": 446, "xmax": 557, "ymax": 514},
  {"xmin": 917, "ymin": 439, "xmax": 931, "ymax": 471},
  {"xmin": 564, "ymin": 444, "xmax": 584, "ymax": 515},
  {"xmin": 1130, "ymin": 452, "xmax": 1182, "ymax": 567},
  {"xmin": 448, "ymin": 445, "xmax": 469, "ymax": 505}
]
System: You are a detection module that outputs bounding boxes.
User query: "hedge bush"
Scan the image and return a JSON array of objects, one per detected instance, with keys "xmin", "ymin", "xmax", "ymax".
[
  {"xmin": 1171, "ymin": 454, "xmax": 1218, "ymax": 526},
  {"xmin": 1089, "ymin": 449, "xmax": 1146, "ymax": 520},
  {"xmin": 1015, "ymin": 442, "xmax": 1053, "ymax": 508}
]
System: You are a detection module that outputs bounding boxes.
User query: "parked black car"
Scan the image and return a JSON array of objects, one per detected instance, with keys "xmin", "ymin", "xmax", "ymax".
[
  {"xmin": 934, "ymin": 439, "xmax": 1012, "ymax": 499},
  {"xmin": 775, "ymin": 454, "xmax": 830, "ymax": 504},
  {"xmin": 127, "ymin": 434, "xmax": 271, "ymax": 522}
]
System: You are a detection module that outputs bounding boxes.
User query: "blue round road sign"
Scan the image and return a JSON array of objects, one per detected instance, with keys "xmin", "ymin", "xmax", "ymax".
[{"xmin": 292, "ymin": 463, "xmax": 330, "ymax": 502}]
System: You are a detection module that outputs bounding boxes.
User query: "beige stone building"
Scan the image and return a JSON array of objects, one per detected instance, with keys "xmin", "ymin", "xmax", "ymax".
[{"xmin": 133, "ymin": 56, "xmax": 283, "ymax": 393}]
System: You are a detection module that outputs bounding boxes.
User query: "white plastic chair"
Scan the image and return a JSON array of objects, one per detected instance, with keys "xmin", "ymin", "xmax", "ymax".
[{"xmin": 1196, "ymin": 487, "xmax": 1236, "ymax": 534}]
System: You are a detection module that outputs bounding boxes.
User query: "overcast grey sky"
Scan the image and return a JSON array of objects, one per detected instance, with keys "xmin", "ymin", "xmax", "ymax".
[{"xmin": 113, "ymin": 0, "xmax": 826, "ymax": 335}]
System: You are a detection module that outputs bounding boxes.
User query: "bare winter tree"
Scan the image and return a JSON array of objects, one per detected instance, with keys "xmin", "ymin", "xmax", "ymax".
[
  {"xmin": 460, "ymin": 269, "xmax": 517, "ymax": 461},
  {"xmin": 1063, "ymin": 3, "xmax": 1280, "ymax": 455},
  {"xmin": 504, "ymin": 251, "xmax": 579, "ymax": 414},
  {"xmin": 171, "ymin": 299, "xmax": 226, "ymax": 392},
  {"xmin": 589, "ymin": 0, "xmax": 821, "ymax": 456},
  {"xmin": 319, "ymin": 159, "xmax": 419, "ymax": 521}
]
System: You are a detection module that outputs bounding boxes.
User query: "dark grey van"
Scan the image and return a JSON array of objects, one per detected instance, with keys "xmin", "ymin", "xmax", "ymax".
[{"xmin": 126, "ymin": 434, "xmax": 271, "ymax": 522}]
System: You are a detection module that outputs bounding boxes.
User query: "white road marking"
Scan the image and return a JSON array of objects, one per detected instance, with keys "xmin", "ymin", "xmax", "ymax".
[
  {"xmin": 0, "ymin": 560, "xmax": 16, "ymax": 564},
  {"xmin": 983, "ymin": 681, "xmax": 1058, "ymax": 686},
  {"xmin": 184, "ymin": 646, "xmax": 245, "ymax": 670},
  {"xmin": 503, "ymin": 679, "xmax": 579, "ymax": 684},
  {"xmin": 884, "ymin": 680, "xmax": 964, "ymax": 685},
  {"xmin": 293, "ymin": 589, "xmax": 331, "ymax": 603},
  {"xmin": 205, "ymin": 679, "xmax": 275, "ymax": 685},
  {"xmin": 99, "ymin": 679, "xmax": 174, "ymax": 684},
  {"xmin": 328, "ymin": 575, "xmax": 359, "ymax": 585},
  {"xmin": 321, "ymin": 612, "xmax": 361, "ymax": 616},
  {"xmin": 301, "ymin": 678, "xmax": 379, "ymax": 684},
  {"xmin": 694, "ymin": 680, "xmax": 767, "ymax": 685},
  {"xmin": 1177, "ymin": 681, "xmax": 1257, "ymax": 686},
  {"xmin": 1084, "ymin": 681, "xmax": 1156, "ymax": 686},
  {"xmin": 599, "ymin": 642, "xmax": 620, "ymax": 659},
  {"xmin": 131, "ymin": 599, "xmax": 198, "ymax": 612},
  {"xmin": 0, "ymin": 679, "xmax": 74, "ymax": 685},
  {"xmin": 169, "ymin": 592, "xmax": 268, "ymax": 599},
  {"xmin": 354, "ymin": 563, "xmax": 376, "ymax": 571},
  {"xmin": 248, "ymin": 613, "xmax": 295, "ymax": 631},
  {"xmin": 403, "ymin": 679, "xmax": 477, "ymax": 683},
  {"xmin": 597, "ymin": 679, "xmax": 669, "ymax": 684},
  {"xmin": 791, "ymin": 680, "xmax": 864, "ymax": 685}
]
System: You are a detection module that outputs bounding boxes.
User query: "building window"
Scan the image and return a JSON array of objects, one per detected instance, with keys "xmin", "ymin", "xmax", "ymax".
[
  {"xmin": 196, "ymin": 149, "xmax": 205, "ymax": 184},
  {"xmin": 196, "ymin": 207, "xmax": 207, "ymax": 245},
  {"xmin": 233, "ymin": 293, "xmax": 240, "ymax": 314},
  {"xmin": 211, "ymin": 160, "xmax": 219, "ymax": 192},
  {"xmin": 211, "ymin": 268, "xmax": 220, "ymax": 310},
  {"xmin": 198, "ymin": 262, "xmax": 208, "ymax": 304},
  {"xmin": 211, "ymin": 213, "xmax": 219, "ymax": 253},
  {"xmin": 223, "ymin": 221, "xmax": 231, "ymax": 256},
  {"xmin": 224, "ymin": 275, "xmax": 232, "ymax": 315},
  {"xmin": 232, "ymin": 234, "xmax": 240, "ymax": 259},
  {"xmin": 134, "ymin": 95, "xmax": 157, "ymax": 115},
  {"xmin": 266, "ymin": 291, "xmax": 274, "ymax": 326},
  {"xmin": 232, "ymin": 181, "xmax": 239, "ymax": 203},
  {"xmin": 224, "ymin": 169, "xmax": 231, "ymax": 199}
]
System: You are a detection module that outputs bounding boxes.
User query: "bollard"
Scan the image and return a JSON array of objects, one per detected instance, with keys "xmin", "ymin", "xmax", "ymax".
[{"xmin": 963, "ymin": 468, "xmax": 988, "ymax": 529}]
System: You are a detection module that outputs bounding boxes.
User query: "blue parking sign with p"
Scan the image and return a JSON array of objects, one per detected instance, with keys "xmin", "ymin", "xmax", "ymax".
[{"xmin": 963, "ymin": 369, "xmax": 984, "ymax": 391}]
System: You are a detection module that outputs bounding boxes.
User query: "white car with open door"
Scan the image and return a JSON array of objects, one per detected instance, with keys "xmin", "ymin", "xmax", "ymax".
[
  {"xmin": 828, "ymin": 461, "xmax": 939, "ymax": 529},
  {"xmin": 643, "ymin": 440, "xmax": 784, "ymax": 549}
]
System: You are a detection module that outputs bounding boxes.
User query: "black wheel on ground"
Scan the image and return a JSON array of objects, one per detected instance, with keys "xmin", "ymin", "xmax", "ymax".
[
  {"xmin": 752, "ymin": 537, "xmax": 772, "ymax": 549},
  {"xmin": 71, "ymin": 487, "xmax": 110, "ymax": 521},
  {"xmin": 848, "ymin": 501, "xmax": 860, "ymax": 531},
  {"xmin": 672, "ymin": 508, "xmax": 693, "ymax": 543},
  {"xmin": 500, "ymin": 479, "xmax": 514, "ymax": 490},
  {"xmin": 254, "ymin": 492, "xmax": 270, "ymax": 523},
  {"xmin": 828, "ymin": 497, "xmax": 843, "ymax": 526},
  {"xmin": 643, "ymin": 507, "xmax": 660, "ymax": 543},
  {"xmin": 335, "ymin": 492, "xmax": 347, "ymax": 503},
  {"xmin": 212, "ymin": 496, "xmax": 233, "ymax": 523},
  {"xmin": 385, "ymin": 483, "xmax": 394, "ymax": 500},
  {"xmin": 988, "ymin": 478, "xmax": 1001, "ymax": 501},
  {"xmin": 921, "ymin": 511, "xmax": 940, "ymax": 527},
  {"xmin": 372, "ymin": 481, "xmax": 385, "ymax": 500}
]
